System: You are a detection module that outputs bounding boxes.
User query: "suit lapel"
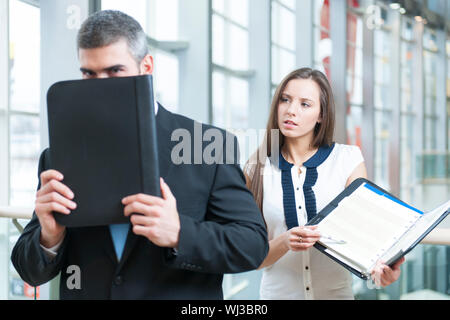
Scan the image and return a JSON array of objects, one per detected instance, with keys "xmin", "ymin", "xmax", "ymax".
[{"xmin": 116, "ymin": 104, "xmax": 174, "ymax": 272}]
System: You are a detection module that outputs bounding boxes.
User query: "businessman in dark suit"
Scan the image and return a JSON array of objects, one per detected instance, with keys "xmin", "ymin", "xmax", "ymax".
[{"xmin": 11, "ymin": 10, "xmax": 269, "ymax": 299}]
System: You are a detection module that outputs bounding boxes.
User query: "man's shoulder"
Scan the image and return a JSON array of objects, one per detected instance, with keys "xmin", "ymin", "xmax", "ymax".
[
  {"xmin": 39, "ymin": 147, "xmax": 51, "ymax": 163},
  {"xmin": 33, "ymin": 147, "xmax": 52, "ymax": 174}
]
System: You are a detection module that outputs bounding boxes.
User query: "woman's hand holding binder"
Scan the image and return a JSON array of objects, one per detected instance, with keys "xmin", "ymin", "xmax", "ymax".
[
  {"xmin": 286, "ymin": 226, "xmax": 321, "ymax": 252},
  {"xmin": 371, "ymin": 257, "xmax": 405, "ymax": 287}
]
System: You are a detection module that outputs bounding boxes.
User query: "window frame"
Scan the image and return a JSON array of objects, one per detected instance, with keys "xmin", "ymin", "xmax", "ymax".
[
  {"xmin": 3, "ymin": 0, "xmax": 42, "ymax": 300},
  {"xmin": 211, "ymin": 0, "xmax": 253, "ymax": 130}
]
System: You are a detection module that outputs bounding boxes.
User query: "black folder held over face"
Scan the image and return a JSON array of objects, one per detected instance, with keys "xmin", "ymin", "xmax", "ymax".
[
  {"xmin": 307, "ymin": 178, "xmax": 450, "ymax": 280},
  {"xmin": 47, "ymin": 75, "xmax": 160, "ymax": 227}
]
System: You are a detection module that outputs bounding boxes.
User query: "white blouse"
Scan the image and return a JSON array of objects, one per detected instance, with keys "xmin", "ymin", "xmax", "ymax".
[{"xmin": 260, "ymin": 143, "xmax": 364, "ymax": 300}]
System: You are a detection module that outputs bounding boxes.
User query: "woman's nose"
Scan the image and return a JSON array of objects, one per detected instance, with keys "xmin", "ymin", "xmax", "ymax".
[{"xmin": 286, "ymin": 100, "xmax": 299, "ymax": 115}]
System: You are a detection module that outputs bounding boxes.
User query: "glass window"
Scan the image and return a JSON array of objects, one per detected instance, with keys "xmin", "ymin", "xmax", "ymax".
[
  {"xmin": 9, "ymin": 0, "xmax": 40, "ymax": 113},
  {"xmin": 272, "ymin": 46, "xmax": 296, "ymax": 85},
  {"xmin": 212, "ymin": 14, "xmax": 249, "ymax": 70},
  {"xmin": 373, "ymin": 26, "xmax": 392, "ymax": 190},
  {"xmin": 374, "ymin": 83, "xmax": 390, "ymax": 109},
  {"xmin": 313, "ymin": 0, "xmax": 331, "ymax": 78},
  {"xmin": 213, "ymin": 0, "xmax": 248, "ymax": 28},
  {"xmin": 278, "ymin": 0, "xmax": 295, "ymax": 10},
  {"xmin": 401, "ymin": 20, "xmax": 413, "ymax": 40},
  {"xmin": 400, "ymin": 115, "xmax": 415, "ymax": 199},
  {"xmin": 6, "ymin": 0, "xmax": 41, "ymax": 300},
  {"xmin": 373, "ymin": 28, "xmax": 392, "ymax": 110},
  {"xmin": 272, "ymin": 1, "xmax": 296, "ymax": 51},
  {"xmin": 374, "ymin": 110, "xmax": 391, "ymax": 189},
  {"xmin": 9, "ymin": 115, "xmax": 40, "ymax": 207},
  {"xmin": 400, "ymin": 41, "xmax": 414, "ymax": 112},
  {"xmin": 346, "ymin": 106, "xmax": 363, "ymax": 148},
  {"xmin": 212, "ymin": 71, "xmax": 249, "ymax": 129},
  {"xmin": 102, "ymin": 0, "xmax": 179, "ymax": 41},
  {"xmin": 212, "ymin": 0, "xmax": 250, "ymax": 130},
  {"xmin": 151, "ymin": 0, "xmax": 179, "ymax": 41},
  {"xmin": 101, "ymin": 0, "xmax": 148, "ymax": 33},
  {"xmin": 400, "ymin": 18, "xmax": 416, "ymax": 201},
  {"xmin": 212, "ymin": 0, "xmax": 254, "ymax": 299},
  {"xmin": 0, "ymin": 0, "xmax": 7, "ymax": 295},
  {"xmin": 212, "ymin": 71, "xmax": 226, "ymax": 128},
  {"xmin": 8, "ymin": 0, "xmax": 41, "ymax": 214},
  {"xmin": 427, "ymin": 0, "xmax": 446, "ymax": 14},
  {"xmin": 346, "ymin": 6, "xmax": 363, "ymax": 147},
  {"xmin": 152, "ymin": 50, "xmax": 179, "ymax": 112},
  {"xmin": 447, "ymin": 36, "xmax": 450, "ymax": 155},
  {"xmin": 101, "ymin": 0, "xmax": 180, "ymax": 112},
  {"xmin": 271, "ymin": 0, "xmax": 296, "ymax": 86},
  {"xmin": 423, "ymin": 28, "xmax": 439, "ymax": 152},
  {"xmin": 423, "ymin": 27, "xmax": 438, "ymax": 52}
]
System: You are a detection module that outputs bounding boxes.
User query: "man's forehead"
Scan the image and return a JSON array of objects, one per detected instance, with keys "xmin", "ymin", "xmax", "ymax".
[{"xmin": 78, "ymin": 40, "xmax": 135, "ymax": 69}]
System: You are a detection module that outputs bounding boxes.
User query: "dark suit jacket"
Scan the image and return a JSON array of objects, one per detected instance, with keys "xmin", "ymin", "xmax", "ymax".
[{"xmin": 11, "ymin": 105, "xmax": 268, "ymax": 300}]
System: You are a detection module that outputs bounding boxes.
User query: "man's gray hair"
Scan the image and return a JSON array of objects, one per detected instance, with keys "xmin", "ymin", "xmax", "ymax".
[{"xmin": 77, "ymin": 10, "xmax": 149, "ymax": 63}]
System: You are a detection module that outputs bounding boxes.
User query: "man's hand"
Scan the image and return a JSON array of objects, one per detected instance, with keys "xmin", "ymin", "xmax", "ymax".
[
  {"xmin": 123, "ymin": 178, "xmax": 180, "ymax": 248},
  {"xmin": 35, "ymin": 170, "xmax": 76, "ymax": 248},
  {"xmin": 371, "ymin": 257, "xmax": 405, "ymax": 287}
]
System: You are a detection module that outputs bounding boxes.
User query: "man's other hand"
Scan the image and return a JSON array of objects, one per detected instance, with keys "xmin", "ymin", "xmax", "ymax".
[
  {"xmin": 123, "ymin": 178, "xmax": 180, "ymax": 248},
  {"xmin": 35, "ymin": 170, "xmax": 75, "ymax": 248}
]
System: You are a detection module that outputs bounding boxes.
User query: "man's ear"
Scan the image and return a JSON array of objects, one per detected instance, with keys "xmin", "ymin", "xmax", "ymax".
[{"xmin": 140, "ymin": 54, "xmax": 154, "ymax": 75}]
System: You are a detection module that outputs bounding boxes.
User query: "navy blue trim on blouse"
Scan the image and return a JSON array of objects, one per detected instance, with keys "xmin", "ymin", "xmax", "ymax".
[{"xmin": 279, "ymin": 143, "xmax": 335, "ymax": 229}]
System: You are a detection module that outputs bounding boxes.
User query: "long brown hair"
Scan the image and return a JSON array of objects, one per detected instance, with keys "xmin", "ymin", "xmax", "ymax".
[{"xmin": 244, "ymin": 68, "xmax": 335, "ymax": 213}]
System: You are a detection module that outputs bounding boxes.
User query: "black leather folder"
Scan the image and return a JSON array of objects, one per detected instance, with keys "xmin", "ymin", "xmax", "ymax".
[
  {"xmin": 47, "ymin": 75, "xmax": 160, "ymax": 227},
  {"xmin": 307, "ymin": 178, "xmax": 449, "ymax": 280}
]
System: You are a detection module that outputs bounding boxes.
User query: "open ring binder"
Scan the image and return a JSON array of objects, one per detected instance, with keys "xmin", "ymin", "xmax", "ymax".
[{"xmin": 307, "ymin": 178, "xmax": 450, "ymax": 280}]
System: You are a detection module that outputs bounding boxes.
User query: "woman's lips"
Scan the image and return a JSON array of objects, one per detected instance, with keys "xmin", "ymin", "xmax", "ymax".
[{"xmin": 283, "ymin": 120, "xmax": 298, "ymax": 129}]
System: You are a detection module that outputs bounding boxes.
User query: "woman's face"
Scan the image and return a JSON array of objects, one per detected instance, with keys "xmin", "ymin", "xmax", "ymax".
[{"xmin": 277, "ymin": 78, "xmax": 322, "ymax": 143}]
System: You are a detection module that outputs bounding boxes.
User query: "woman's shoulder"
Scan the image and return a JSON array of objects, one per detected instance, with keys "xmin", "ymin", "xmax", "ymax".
[
  {"xmin": 332, "ymin": 143, "xmax": 363, "ymax": 156},
  {"xmin": 329, "ymin": 143, "xmax": 364, "ymax": 164},
  {"xmin": 329, "ymin": 143, "xmax": 365, "ymax": 172}
]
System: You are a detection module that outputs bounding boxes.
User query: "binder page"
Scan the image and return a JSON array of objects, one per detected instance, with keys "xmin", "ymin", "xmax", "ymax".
[
  {"xmin": 401, "ymin": 200, "xmax": 449, "ymax": 252},
  {"xmin": 381, "ymin": 200, "xmax": 450, "ymax": 264},
  {"xmin": 323, "ymin": 247, "xmax": 368, "ymax": 276},
  {"xmin": 317, "ymin": 183, "xmax": 422, "ymax": 271}
]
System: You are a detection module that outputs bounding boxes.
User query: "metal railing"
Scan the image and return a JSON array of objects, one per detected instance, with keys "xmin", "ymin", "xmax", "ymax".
[
  {"xmin": 0, "ymin": 206, "xmax": 33, "ymax": 220},
  {"xmin": 0, "ymin": 206, "xmax": 33, "ymax": 233},
  {"xmin": 0, "ymin": 206, "xmax": 449, "ymax": 245}
]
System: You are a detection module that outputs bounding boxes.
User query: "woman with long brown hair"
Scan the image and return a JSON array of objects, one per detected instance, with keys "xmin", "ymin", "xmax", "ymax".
[{"xmin": 244, "ymin": 68, "xmax": 404, "ymax": 299}]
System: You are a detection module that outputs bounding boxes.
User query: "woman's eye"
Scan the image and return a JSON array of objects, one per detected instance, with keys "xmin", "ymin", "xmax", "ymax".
[{"xmin": 281, "ymin": 97, "xmax": 289, "ymax": 103}]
